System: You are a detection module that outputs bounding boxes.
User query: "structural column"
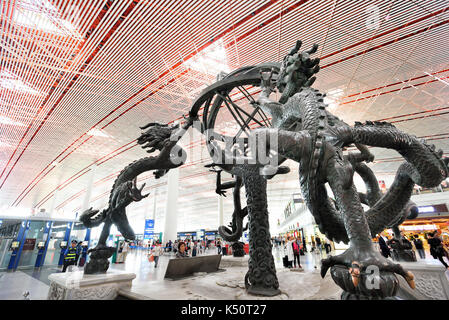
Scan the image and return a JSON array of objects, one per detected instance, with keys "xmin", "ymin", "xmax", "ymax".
[
  {"xmin": 49, "ymin": 189, "xmax": 59, "ymax": 216},
  {"xmin": 79, "ymin": 165, "xmax": 96, "ymax": 250},
  {"xmin": 163, "ymin": 168, "xmax": 179, "ymax": 243},
  {"xmin": 152, "ymin": 187, "xmax": 157, "ymax": 221},
  {"xmin": 218, "ymin": 194, "xmax": 224, "ymax": 227},
  {"xmin": 144, "ymin": 187, "xmax": 157, "ymax": 243},
  {"xmin": 81, "ymin": 165, "xmax": 97, "ymax": 212}
]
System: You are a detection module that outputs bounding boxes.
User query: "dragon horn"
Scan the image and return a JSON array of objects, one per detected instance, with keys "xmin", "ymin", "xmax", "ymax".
[
  {"xmin": 289, "ymin": 40, "xmax": 302, "ymax": 55},
  {"xmin": 140, "ymin": 122, "xmax": 158, "ymax": 130},
  {"xmin": 306, "ymin": 43, "xmax": 319, "ymax": 54}
]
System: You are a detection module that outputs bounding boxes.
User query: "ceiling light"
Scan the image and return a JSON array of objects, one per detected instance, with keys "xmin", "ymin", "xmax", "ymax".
[
  {"xmin": 184, "ymin": 39, "xmax": 230, "ymax": 77},
  {"xmin": 424, "ymin": 72, "xmax": 449, "ymax": 86},
  {"xmin": 324, "ymin": 87, "xmax": 344, "ymax": 111},
  {"xmin": 327, "ymin": 88, "xmax": 344, "ymax": 97},
  {"xmin": 12, "ymin": 0, "xmax": 82, "ymax": 38},
  {"xmin": 0, "ymin": 70, "xmax": 42, "ymax": 96},
  {"xmin": 0, "ymin": 115, "xmax": 26, "ymax": 126},
  {"xmin": 87, "ymin": 128, "xmax": 110, "ymax": 138}
]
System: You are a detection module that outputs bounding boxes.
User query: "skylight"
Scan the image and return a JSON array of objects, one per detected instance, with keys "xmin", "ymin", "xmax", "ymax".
[
  {"xmin": 0, "ymin": 70, "xmax": 42, "ymax": 96},
  {"xmin": 12, "ymin": 0, "xmax": 81, "ymax": 38},
  {"xmin": 87, "ymin": 128, "xmax": 110, "ymax": 138},
  {"xmin": 184, "ymin": 39, "xmax": 230, "ymax": 77},
  {"xmin": 324, "ymin": 87, "xmax": 344, "ymax": 111},
  {"xmin": 0, "ymin": 141, "xmax": 12, "ymax": 148},
  {"xmin": 0, "ymin": 115, "xmax": 26, "ymax": 127}
]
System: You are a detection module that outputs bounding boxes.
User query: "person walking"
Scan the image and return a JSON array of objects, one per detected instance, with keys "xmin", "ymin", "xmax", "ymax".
[
  {"xmin": 121, "ymin": 241, "xmax": 129, "ymax": 263},
  {"xmin": 413, "ymin": 235, "xmax": 426, "ymax": 259},
  {"xmin": 315, "ymin": 236, "xmax": 322, "ymax": 252},
  {"xmin": 62, "ymin": 240, "xmax": 79, "ymax": 272},
  {"xmin": 427, "ymin": 232, "xmax": 449, "ymax": 269},
  {"xmin": 286, "ymin": 237, "xmax": 294, "ymax": 268},
  {"xmin": 324, "ymin": 239, "xmax": 332, "ymax": 254},
  {"xmin": 216, "ymin": 239, "xmax": 222, "ymax": 255},
  {"xmin": 312, "ymin": 238, "xmax": 321, "ymax": 269},
  {"xmin": 200, "ymin": 240, "xmax": 205, "ymax": 254},
  {"xmin": 192, "ymin": 241, "xmax": 198, "ymax": 257},
  {"xmin": 378, "ymin": 233, "xmax": 391, "ymax": 258},
  {"xmin": 292, "ymin": 237, "xmax": 302, "ymax": 269},
  {"xmin": 186, "ymin": 239, "xmax": 192, "ymax": 256},
  {"xmin": 151, "ymin": 241, "xmax": 163, "ymax": 268},
  {"xmin": 173, "ymin": 240, "xmax": 178, "ymax": 254}
]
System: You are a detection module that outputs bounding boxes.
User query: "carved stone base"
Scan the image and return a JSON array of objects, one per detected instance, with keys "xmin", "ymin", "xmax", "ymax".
[
  {"xmin": 336, "ymin": 261, "xmax": 449, "ymax": 300},
  {"xmin": 47, "ymin": 270, "xmax": 136, "ymax": 300},
  {"xmin": 395, "ymin": 261, "xmax": 449, "ymax": 300},
  {"xmin": 391, "ymin": 249, "xmax": 417, "ymax": 262},
  {"xmin": 330, "ymin": 265, "xmax": 399, "ymax": 300},
  {"xmin": 220, "ymin": 255, "xmax": 249, "ymax": 268}
]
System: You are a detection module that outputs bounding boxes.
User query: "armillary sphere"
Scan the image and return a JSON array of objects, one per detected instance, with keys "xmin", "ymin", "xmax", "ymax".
[{"xmin": 189, "ymin": 62, "xmax": 282, "ymax": 170}]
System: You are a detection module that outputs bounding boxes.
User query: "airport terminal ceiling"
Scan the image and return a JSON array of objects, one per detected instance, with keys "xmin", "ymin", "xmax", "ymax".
[{"xmin": 1, "ymin": 0, "xmax": 449, "ymax": 232}]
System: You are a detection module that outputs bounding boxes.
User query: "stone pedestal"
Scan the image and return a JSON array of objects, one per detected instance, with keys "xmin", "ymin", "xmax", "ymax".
[
  {"xmin": 47, "ymin": 270, "xmax": 136, "ymax": 300},
  {"xmin": 391, "ymin": 249, "xmax": 417, "ymax": 262},
  {"xmin": 220, "ymin": 255, "xmax": 249, "ymax": 268},
  {"xmin": 396, "ymin": 261, "xmax": 449, "ymax": 300}
]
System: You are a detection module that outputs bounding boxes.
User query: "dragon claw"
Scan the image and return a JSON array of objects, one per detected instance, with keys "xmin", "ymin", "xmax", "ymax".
[
  {"xmin": 126, "ymin": 178, "xmax": 149, "ymax": 202},
  {"xmin": 324, "ymin": 246, "xmax": 415, "ymax": 298}
]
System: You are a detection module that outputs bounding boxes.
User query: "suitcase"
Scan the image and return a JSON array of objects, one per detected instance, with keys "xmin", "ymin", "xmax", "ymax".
[
  {"xmin": 283, "ymin": 255, "xmax": 292, "ymax": 268},
  {"xmin": 78, "ymin": 257, "xmax": 86, "ymax": 267},
  {"xmin": 282, "ymin": 255, "xmax": 288, "ymax": 267}
]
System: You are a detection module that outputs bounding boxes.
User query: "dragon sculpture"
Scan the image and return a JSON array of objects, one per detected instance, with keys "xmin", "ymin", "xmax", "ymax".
[
  {"xmin": 79, "ymin": 39, "xmax": 448, "ymax": 300},
  {"xmin": 243, "ymin": 40, "xmax": 449, "ymax": 299},
  {"xmin": 208, "ymin": 168, "xmax": 248, "ymax": 257},
  {"xmin": 79, "ymin": 118, "xmax": 194, "ymax": 273}
]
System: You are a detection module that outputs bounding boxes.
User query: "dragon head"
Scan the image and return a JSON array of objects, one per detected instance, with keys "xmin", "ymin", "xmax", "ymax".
[
  {"xmin": 137, "ymin": 122, "xmax": 180, "ymax": 154},
  {"xmin": 277, "ymin": 40, "xmax": 321, "ymax": 103}
]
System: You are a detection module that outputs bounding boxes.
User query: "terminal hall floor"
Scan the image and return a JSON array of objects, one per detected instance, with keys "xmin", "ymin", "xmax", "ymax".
[{"xmin": 0, "ymin": 247, "xmax": 447, "ymax": 300}]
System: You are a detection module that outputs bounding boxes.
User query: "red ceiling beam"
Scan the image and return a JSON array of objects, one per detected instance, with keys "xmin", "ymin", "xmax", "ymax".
[
  {"xmin": 341, "ymin": 76, "xmax": 449, "ymax": 105},
  {"xmin": 12, "ymin": 0, "xmax": 284, "ymax": 206},
  {"xmin": 13, "ymin": 2, "xmax": 449, "ymax": 209},
  {"xmin": 344, "ymin": 68, "xmax": 449, "ymax": 99},
  {"xmin": 322, "ymin": 18, "xmax": 449, "ymax": 70},
  {"xmin": 37, "ymin": 66, "xmax": 449, "ymax": 210},
  {"xmin": 321, "ymin": 6, "xmax": 449, "ymax": 60},
  {"xmin": 0, "ymin": 0, "xmax": 117, "ymax": 187}
]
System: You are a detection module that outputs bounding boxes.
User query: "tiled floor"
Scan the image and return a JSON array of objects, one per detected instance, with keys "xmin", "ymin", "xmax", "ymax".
[
  {"xmin": 0, "ymin": 246, "xmax": 446, "ymax": 300},
  {"xmin": 0, "ymin": 270, "xmax": 50, "ymax": 300}
]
